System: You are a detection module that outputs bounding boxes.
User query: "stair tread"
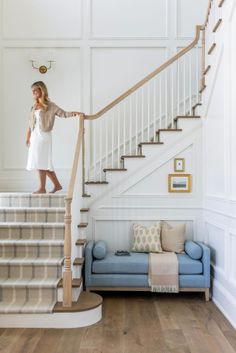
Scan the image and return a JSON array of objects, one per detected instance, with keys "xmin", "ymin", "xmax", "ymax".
[
  {"xmin": 0, "ymin": 239, "xmax": 64, "ymax": 246},
  {"xmin": 103, "ymin": 168, "xmax": 127, "ymax": 171},
  {"xmin": 203, "ymin": 65, "xmax": 211, "ymax": 75},
  {"xmin": 0, "ymin": 257, "xmax": 64, "ymax": 265},
  {"xmin": 76, "ymin": 239, "xmax": 87, "ymax": 246},
  {"xmin": 53, "ymin": 291, "xmax": 103, "ymax": 313},
  {"xmin": 57, "ymin": 278, "xmax": 82, "ymax": 288},
  {"xmin": 0, "ymin": 207, "xmax": 65, "ymax": 211},
  {"xmin": 213, "ymin": 18, "xmax": 222, "ymax": 32},
  {"xmin": 85, "ymin": 181, "xmax": 108, "ymax": 184},
  {"xmin": 77, "ymin": 223, "xmax": 88, "ymax": 228},
  {"xmin": 139, "ymin": 142, "xmax": 164, "ymax": 146},
  {"xmin": 80, "ymin": 208, "xmax": 89, "ymax": 212},
  {"xmin": 208, "ymin": 43, "xmax": 216, "ymax": 55},
  {"xmin": 73, "ymin": 257, "xmax": 85, "ymax": 266},
  {"xmin": 0, "ymin": 222, "xmax": 65, "ymax": 227},
  {"xmin": 121, "ymin": 155, "xmax": 145, "ymax": 159},
  {"xmin": 0, "ymin": 193, "xmax": 66, "ymax": 197},
  {"xmin": 157, "ymin": 129, "xmax": 182, "ymax": 132},
  {"xmin": 0, "ymin": 299, "xmax": 57, "ymax": 314},
  {"xmin": 0, "ymin": 278, "xmax": 60, "ymax": 288},
  {"xmin": 199, "ymin": 85, "xmax": 207, "ymax": 93}
]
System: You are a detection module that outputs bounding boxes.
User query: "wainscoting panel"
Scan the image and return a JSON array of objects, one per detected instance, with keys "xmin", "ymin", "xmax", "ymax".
[
  {"xmin": 90, "ymin": 47, "xmax": 167, "ymax": 112},
  {"xmin": 2, "ymin": 0, "xmax": 82, "ymax": 39},
  {"xmin": 91, "ymin": 217, "xmax": 195, "ymax": 251},
  {"xmin": 90, "ymin": 0, "xmax": 168, "ymax": 39},
  {"xmin": 176, "ymin": 0, "xmax": 208, "ymax": 39}
]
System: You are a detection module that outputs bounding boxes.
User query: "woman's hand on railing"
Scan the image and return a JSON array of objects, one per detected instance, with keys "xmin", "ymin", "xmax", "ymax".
[{"xmin": 72, "ymin": 112, "xmax": 84, "ymax": 117}]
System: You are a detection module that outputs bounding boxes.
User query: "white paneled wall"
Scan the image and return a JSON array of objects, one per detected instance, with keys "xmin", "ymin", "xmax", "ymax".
[
  {"xmin": 0, "ymin": 0, "xmax": 207, "ymax": 191},
  {"xmin": 200, "ymin": 0, "xmax": 236, "ymax": 328}
]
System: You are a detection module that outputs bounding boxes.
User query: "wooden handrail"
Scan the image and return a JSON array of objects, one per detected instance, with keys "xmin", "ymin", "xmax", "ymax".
[
  {"xmin": 85, "ymin": 25, "xmax": 202, "ymax": 121},
  {"xmin": 63, "ymin": 115, "xmax": 84, "ymax": 307}
]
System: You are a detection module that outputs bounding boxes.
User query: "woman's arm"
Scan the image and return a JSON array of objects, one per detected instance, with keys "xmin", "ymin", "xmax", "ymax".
[
  {"xmin": 53, "ymin": 103, "xmax": 82, "ymax": 118},
  {"xmin": 26, "ymin": 128, "xmax": 31, "ymax": 147}
]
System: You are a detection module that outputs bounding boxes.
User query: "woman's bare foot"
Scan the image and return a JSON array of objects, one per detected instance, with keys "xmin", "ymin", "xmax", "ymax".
[
  {"xmin": 32, "ymin": 188, "xmax": 46, "ymax": 194},
  {"xmin": 49, "ymin": 185, "xmax": 62, "ymax": 194}
]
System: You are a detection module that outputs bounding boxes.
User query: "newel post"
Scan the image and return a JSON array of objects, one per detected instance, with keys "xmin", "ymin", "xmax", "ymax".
[{"xmin": 63, "ymin": 197, "xmax": 72, "ymax": 307}]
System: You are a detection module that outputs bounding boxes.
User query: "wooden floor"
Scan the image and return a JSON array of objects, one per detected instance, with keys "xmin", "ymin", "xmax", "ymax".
[{"xmin": 0, "ymin": 292, "xmax": 235, "ymax": 353}]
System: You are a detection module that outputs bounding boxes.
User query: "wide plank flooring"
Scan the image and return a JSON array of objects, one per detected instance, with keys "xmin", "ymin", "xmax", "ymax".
[{"xmin": 0, "ymin": 292, "xmax": 235, "ymax": 353}]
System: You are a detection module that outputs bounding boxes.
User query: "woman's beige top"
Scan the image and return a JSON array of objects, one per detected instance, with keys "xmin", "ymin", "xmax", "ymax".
[{"xmin": 29, "ymin": 101, "xmax": 74, "ymax": 132}]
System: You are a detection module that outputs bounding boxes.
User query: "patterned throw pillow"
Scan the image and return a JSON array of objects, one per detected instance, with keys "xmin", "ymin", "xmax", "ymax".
[{"xmin": 132, "ymin": 223, "xmax": 163, "ymax": 253}]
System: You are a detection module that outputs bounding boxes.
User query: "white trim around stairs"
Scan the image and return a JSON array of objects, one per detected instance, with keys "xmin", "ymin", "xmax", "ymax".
[{"xmin": 0, "ymin": 305, "xmax": 102, "ymax": 328}]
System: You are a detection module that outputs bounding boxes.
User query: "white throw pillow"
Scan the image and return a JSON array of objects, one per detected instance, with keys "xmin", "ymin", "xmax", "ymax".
[{"xmin": 132, "ymin": 223, "xmax": 163, "ymax": 253}]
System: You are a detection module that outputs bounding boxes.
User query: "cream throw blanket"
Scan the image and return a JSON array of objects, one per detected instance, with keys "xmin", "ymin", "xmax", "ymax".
[{"xmin": 148, "ymin": 252, "xmax": 179, "ymax": 292}]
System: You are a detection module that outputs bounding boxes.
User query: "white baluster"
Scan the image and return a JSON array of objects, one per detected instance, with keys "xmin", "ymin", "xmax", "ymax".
[
  {"xmin": 93, "ymin": 120, "xmax": 96, "ymax": 180},
  {"xmin": 153, "ymin": 78, "xmax": 156, "ymax": 142},
  {"xmin": 123, "ymin": 102, "xmax": 126, "ymax": 155},
  {"xmin": 177, "ymin": 59, "xmax": 180, "ymax": 115},
  {"xmin": 165, "ymin": 69, "xmax": 168, "ymax": 129},
  {"xmin": 147, "ymin": 82, "xmax": 150, "ymax": 141},
  {"xmin": 159, "ymin": 74, "xmax": 162, "ymax": 131},
  {"xmin": 189, "ymin": 52, "xmax": 192, "ymax": 115},
  {"xmin": 111, "ymin": 111, "xmax": 114, "ymax": 168},
  {"xmin": 196, "ymin": 46, "xmax": 199, "ymax": 104},
  {"xmin": 183, "ymin": 56, "xmax": 186, "ymax": 115},
  {"xmin": 117, "ymin": 105, "xmax": 120, "ymax": 168},
  {"xmin": 129, "ymin": 97, "xmax": 132, "ymax": 155},
  {"xmin": 105, "ymin": 115, "xmax": 108, "ymax": 168},
  {"xmin": 135, "ymin": 92, "xmax": 138, "ymax": 154},
  {"xmin": 99, "ymin": 118, "xmax": 102, "ymax": 181},
  {"xmin": 141, "ymin": 87, "xmax": 144, "ymax": 141},
  {"xmin": 171, "ymin": 64, "xmax": 174, "ymax": 127}
]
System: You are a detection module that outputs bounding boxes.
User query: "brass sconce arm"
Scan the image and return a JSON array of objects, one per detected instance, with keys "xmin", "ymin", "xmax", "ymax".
[{"xmin": 30, "ymin": 60, "xmax": 55, "ymax": 74}]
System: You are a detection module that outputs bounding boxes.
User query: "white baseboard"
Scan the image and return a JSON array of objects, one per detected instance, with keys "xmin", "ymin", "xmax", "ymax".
[
  {"xmin": 0, "ymin": 305, "xmax": 102, "ymax": 328},
  {"xmin": 212, "ymin": 278, "xmax": 236, "ymax": 329}
]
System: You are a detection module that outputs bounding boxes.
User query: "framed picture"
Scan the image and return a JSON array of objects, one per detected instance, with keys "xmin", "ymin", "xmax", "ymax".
[
  {"xmin": 174, "ymin": 158, "xmax": 185, "ymax": 172},
  {"xmin": 168, "ymin": 174, "xmax": 191, "ymax": 193}
]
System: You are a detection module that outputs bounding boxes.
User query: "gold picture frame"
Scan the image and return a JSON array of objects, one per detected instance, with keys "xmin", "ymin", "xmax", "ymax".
[
  {"xmin": 168, "ymin": 174, "xmax": 191, "ymax": 193},
  {"xmin": 174, "ymin": 158, "xmax": 185, "ymax": 172}
]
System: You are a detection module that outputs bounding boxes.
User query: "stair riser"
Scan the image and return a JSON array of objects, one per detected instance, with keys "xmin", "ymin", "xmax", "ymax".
[
  {"xmin": 0, "ymin": 245, "xmax": 63, "ymax": 259},
  {"xmin": 0, "ymin": 195, "xmax": 65, "ymax": 208},
  {"xmin": 0, "ymin": 264, "xmax": 62, "ymax": 281},
  {"xmin": 0, "ymin": 287, "xmax": 57, "ymax": 302},
  {"xmin": 0, "ymin": 226, "xmax": 65, "ymax": 240},
  {"xmin": 0, "ymin": 211, "xmax": 65, "ymax": 223},
  {"xmin": 176, "ymin": 119, "xmax": 201, "ymax": 131}
]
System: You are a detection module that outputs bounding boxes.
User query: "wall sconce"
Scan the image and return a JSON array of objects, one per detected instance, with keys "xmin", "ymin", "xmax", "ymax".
[{"xmin": 30, "ymin": 60, "xmax": 55, "ymax": 74}]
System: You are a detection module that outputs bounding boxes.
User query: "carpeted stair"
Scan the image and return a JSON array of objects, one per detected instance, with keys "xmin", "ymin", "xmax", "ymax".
[{"xmin": 0, "ymin": 193, "xmax": 65, "ymax": 313}]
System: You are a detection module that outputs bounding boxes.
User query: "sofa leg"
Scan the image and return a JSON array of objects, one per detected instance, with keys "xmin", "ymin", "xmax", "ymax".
[{"xmin": 205, "ymin": 288, "xmax": 210, "ymax": 301}]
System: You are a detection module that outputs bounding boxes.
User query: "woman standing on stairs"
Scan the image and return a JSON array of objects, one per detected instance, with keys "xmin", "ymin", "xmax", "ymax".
[{"xmin": 26, "ymin": 81, "xmax": 82, "ymax": 194}]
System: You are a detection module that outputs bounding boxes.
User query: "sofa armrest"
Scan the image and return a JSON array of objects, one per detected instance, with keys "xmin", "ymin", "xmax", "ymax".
[
  {"xmin": 85, "ymin": 240, "xmax": 94, "ymax": 287},
  {"xmin": 196, "ymin": 241, "xmax": 210, "ymax": 288}
]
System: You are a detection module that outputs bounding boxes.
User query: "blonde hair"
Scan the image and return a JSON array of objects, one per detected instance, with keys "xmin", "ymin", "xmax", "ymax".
[{"xmin": 31, "ymin": 81, "xmax": 50, "ymax": 109}]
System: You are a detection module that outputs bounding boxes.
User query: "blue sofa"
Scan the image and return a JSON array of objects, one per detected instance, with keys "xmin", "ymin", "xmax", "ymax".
[{"xmin": 85, "ymin": 240, "xmax": 210, "ymax": 301}]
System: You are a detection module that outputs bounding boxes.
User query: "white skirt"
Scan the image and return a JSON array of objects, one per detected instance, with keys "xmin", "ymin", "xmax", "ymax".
[{"xmin": 26, "ymin": 114, "xmax": 54, "ymax": 171}]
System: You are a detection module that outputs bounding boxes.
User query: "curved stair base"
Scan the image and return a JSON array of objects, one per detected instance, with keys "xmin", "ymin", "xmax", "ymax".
[{"xmin": 0, "ymin": 292, "xmax": 102, "ymax": 328}]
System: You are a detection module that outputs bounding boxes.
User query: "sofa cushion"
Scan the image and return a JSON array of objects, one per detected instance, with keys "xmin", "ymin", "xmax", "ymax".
[
  {"xmin": 185, "ymin": 240, "xmax": 203, "ymax": 260},
  {"xmin": 132, "ymin": 222, "xmax": 162, "ymax": 253},
  {"xmin": 93, "ymin": 240, "xmax": 107, "ymax": 260},
  {"xmin": 161, "ymin": 221, "xmax": 186, "ymax": 253},
  {"xmin": 92, "ymin": 252, "xmax": 149, "ymax": 274},
  {"xmin": 177, "ymin": 254, "xmax": 203, "ymax": 274}
]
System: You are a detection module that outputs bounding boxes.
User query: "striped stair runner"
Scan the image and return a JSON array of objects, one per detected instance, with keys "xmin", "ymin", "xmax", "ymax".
[{"xmin": 0, "ymin": 193, "xmax": 65, "ymax": 314}]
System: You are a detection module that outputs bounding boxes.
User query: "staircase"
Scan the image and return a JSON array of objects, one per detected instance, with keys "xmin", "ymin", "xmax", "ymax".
[
  {"xmin": 0, "ymin": 0, "xmax": 225, "ymax": 326},
  {"xmin": 0, "ymin": 193, "xmax": 70, "ymax": 313}
]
